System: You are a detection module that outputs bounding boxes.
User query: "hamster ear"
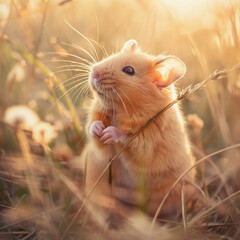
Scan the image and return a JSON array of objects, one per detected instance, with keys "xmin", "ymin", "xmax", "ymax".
[
  {"xmin": 154, "ymin": 56, "xmax": 186, "ymax": 87},
  {"xmin": 121, "ymin": 39, "xmax": 138, "ymax": 53}
]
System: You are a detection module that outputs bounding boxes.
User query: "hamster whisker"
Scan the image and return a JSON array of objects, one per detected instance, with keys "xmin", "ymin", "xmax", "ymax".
[
  {"xmin": 71, "ymin": 42, "xmax": 98, "ymax": 62},
  {"xmin": 52, "ymin": 68, "xmax": 91, "ymax": 75},
  {"xmin": 85, "ymin": 42, "xmax": 99, "ymax": 62},
  {"xmin": 62, "ymin": 42, "xmax": 97, "ymax": 63},
  {"xmin": 64, "ymin": 79, "xmax": 89, "ymax": 96},
  {"xmin": 55, "ymin": 69, "xmax": 89, "ymax": 77},
  {"xmin": 101, "ymin": 90, "xmax": 108, "ymax": 121},
  {"xmin": 100, "ymin": 83, "xmax": 115, "ymax": 86},
  {"xmin": 54, "ymin": 76, "xmax": 87, "ymax": 91},
  {"xmin": 97, "ymin": 88, "xmax": 113, "ymax": 102},
  {"xmin": 44, "ymin": 59, "xmax": 91, "ymax": 70},
  {"xmin": 54, "ymin": 79, "xmax": 89, "ymax": 106},
  {"xmin": 117, "ymin": 87, "xmax": 136, "ymax": 113},
  {"xmin": 73, "ymin": 82, "xmax": 90, "ymax": 105},
  {"xmin": 44, "ymin": 59, "xmax": 88, "ymax": 66},
  {"xmin": 95, "ymin": 42, "xmax": 108, "ymax": 58},
  {"xmin": 55, "ymin": 68, "xmax": 89, "ymax": 77},
  {"xmin": 96, "ymin": 91, "xmax": 104, "ymax": 97},
  {"xmin": 45, "ymin": 52, "xmax": 93, "ymax": 66},
  {"xmin": 69, "ymin": 83, "xmax": 82, "ymax": 104},
  {"xmin": 89, "ymin": 14, "xmax": 108, "ymax": 58},
  {"xmin": 104, "ymin": 91, "xmax": 109, "ymax": 120},
  {"xmin": 113, "ymin": 89, "xmax": 132, "ymax": 130},
  {"xmin": 56, "ymin": 64, "xmax": 91, "ymax": 72},
  {"xmin": 110, "ymin": 91, "xmax": 117, "ymax": 123},
  {"xmin": 61, "ymin": 73, "xmax": 90, "ymax": 84},
  {"xmin": 65, "ymin": 20, "xmax": 99, "ymax": 61},
  {"xmin": 90, "ymin": 38, "xmax": 108, "ymax": 58},
  {"xmin": 58, "ymin": 73, "xmax": 89, "ymax": 81},
  {"xmin": 68, "ymin": 82, "xmax": 90, "ymax": 106}
]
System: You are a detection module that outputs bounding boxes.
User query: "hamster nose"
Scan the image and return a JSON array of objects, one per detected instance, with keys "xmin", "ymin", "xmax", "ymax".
[{"xmin": 93, "ymin": 71, "xmax": 100, "ymax": 79}]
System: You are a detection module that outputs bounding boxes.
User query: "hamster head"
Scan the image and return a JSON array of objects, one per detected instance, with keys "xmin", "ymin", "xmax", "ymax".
[{"xmin": 89, "ymin": 39, "xmax": 186, "ymax": 110}]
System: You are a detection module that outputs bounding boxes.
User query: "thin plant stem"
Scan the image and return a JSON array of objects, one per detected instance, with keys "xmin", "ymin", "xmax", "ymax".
[{"xmin": 148, "ymin": 143, "xmax": 240, "ymax": 239}]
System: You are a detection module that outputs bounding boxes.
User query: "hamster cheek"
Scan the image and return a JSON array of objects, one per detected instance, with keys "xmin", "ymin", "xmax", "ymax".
[{"xmin": 89, "ymin": 121, "xmax": 105, "ymax": 139}]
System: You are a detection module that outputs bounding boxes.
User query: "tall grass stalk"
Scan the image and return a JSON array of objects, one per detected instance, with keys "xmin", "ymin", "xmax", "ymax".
[
  {"xmin": 188, "ymin": 189, "xmax": 240, "ymax": 227},
  {"xmin": 5, "ymin": 38, "xmax": 83, "ymax": 142},
  {"xmin": 30, "ymin": 0, "xmax": 49, "ymax": 88},
  {"xmin": 181, "ymin": 185, "xmax": 188, "ymax": 238},
  {"xmin": 16, "ymin": 129, "xmax": 42, "ymax": 203}
]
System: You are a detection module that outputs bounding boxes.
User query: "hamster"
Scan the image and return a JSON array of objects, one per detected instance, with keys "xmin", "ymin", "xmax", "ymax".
[{"xmin": 83, "ymin": 39, "xmax": 200, "ymax": 217}]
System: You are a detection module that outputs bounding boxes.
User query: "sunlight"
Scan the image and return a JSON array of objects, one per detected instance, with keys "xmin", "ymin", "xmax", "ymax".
[
  {"xmin": 159, "ymin": 0, "xmax": 219, "ymax": 30},
  {"xmin": 161, "ymin": 0, "xmax": 213, "ymax": 15}
]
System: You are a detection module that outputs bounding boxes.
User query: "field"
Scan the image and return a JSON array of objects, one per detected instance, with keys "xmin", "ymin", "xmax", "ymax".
[{"xmin": 0, "ymin": 0, "xmax": 240, "ymax": 239}]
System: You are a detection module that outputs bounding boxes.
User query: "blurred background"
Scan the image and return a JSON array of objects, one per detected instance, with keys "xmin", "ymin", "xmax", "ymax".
[{"xmin": 0, "ymin": 0, "xmax": 240, "ymax": 239}]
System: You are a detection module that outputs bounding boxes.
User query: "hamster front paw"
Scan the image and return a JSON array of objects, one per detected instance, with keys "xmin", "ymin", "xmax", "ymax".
[
  {"xmin": 89, "ymin": 121, "xmax": 105, "ymax": 139},
  {"xmin": 100, "ymin": 126, "xmax": 126, "ymax": 144}
]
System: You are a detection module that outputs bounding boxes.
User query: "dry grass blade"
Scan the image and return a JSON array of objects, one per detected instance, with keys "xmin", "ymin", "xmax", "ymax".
[
  {"xmin": 62, "ymin": 64, "xmax": 240, "ymax": 238},
  {"xmin": 0, "ymin": 205, "xmax": 64, "ymax": 231},
  {"xmin": 181, "ymin": 185, "xmax": 188, "ymax": 238},
  {"xmin": 16, "ymin": 129, "xmax": 42, "ymax": 203},
  {"xmin": 58, "ymin": 172, "xmax": 106, "ymax": 228},
  {"xmin": 188, "ymin": 190, "xmax": 240, "ymax": 227},
  {"xmin": 0, "ymin": 231, "xmax": 30, "ymax": 236},
  {"xmin": 148, "ymin": 143, "xmax": 240, "ymax": 239},
  {"xmin": 177, "ymin": 65, "xmax": 240, "ymax": 101},
  {"xmin": 30, "ymin": 0, "xmax": 49, "ymax": 85}
]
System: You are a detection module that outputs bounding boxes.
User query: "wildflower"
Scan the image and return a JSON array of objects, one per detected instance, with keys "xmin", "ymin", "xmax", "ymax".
[
  {"xmin": 7, "ymin": 63, "xmax": 26, "ymax": 85},
  {"xmin": 32, "ymin": 122, "xmax": 57, "ymax": 145},
  {"xmin": 4, "ymin": 105, "xmax": 40, "ymax": 130}
]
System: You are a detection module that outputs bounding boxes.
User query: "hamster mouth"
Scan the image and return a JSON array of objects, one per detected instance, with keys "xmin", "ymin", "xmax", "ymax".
[
  {"xmin": 97, "ymin": 91, "xmax": 105, "ymax": 97},
  {"xmin": 93, "ymin": 79, "xmax": 115, "ymax": 96},
  {"xmin": 90, "ymin": 72, "xmax": 115, "ymax": 99},
  {"xmin": 96, "ymin": 88, "xmax": 113, "ymax": 97},
  {"xmin": 91, "ymin": 76, "xmax": 115, "ymax": 89},
  {"xmin": 95, "ymin": 86, "xmax": 116, "ymax": 105}
]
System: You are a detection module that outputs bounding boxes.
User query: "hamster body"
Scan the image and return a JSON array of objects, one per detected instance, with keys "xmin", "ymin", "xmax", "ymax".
[{"xmin": 83, "ymin": 40, "xmax": 198, "ymax": 217}]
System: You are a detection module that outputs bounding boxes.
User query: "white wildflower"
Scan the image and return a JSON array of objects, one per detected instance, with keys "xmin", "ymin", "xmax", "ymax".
[
  {"xmin": 32, "ymin": 122, "xmax": 57, "ymax": 145},
  {"xmin": 4, "ymin": 105, "xmax": 40, "ymax": 130},
  {"xmin": 7, "ymin": 63, "xmax": 26, "ymax": 84}
]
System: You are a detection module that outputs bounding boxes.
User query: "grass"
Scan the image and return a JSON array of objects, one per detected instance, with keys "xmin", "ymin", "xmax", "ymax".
[{"xmin": 0, "ymin": 0, "xmax": 240, "ymax": 239}]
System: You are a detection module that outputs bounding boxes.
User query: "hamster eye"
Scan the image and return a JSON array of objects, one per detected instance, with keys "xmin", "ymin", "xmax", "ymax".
[{"xmin": 122, "ymin": 66, "xmax": 135, "ymax": 76}]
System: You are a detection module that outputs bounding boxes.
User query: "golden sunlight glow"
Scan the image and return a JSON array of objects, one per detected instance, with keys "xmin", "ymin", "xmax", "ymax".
[
  {"xmin": 162, "ymin": 0, "xmax": 213, "ymax": 14},
  {"xmin": 1, "ymin": 0, "xmax": 240, "ymax": 239},
  {"xmin": 159, "ymin": 0, "xmax": 223, "ymax": 30}
]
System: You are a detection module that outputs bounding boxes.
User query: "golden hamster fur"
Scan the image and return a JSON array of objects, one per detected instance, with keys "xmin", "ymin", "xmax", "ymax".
[{"xmin": 82, "ymin": 40, "xmax": 200, "ymax": 217}]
